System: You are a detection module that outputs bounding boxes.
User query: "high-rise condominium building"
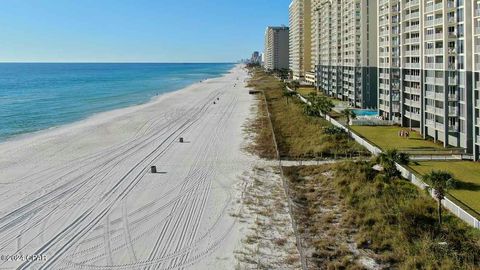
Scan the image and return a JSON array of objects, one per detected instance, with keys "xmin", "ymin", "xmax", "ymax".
[
  {"xmin": 264, "ymin": 26, "xmax": 290, "ymax": 71},
  {"xmin": 378, "ymin": 0, "xmax": 479, "ymax": 159},
  {"xmin": 251, "ymin": 51, "xmax": 261, "ymax": 64},
  {"xmin": 313, "ymin": 0, "xmax": 378, "ymax": 108},
  {"xmin": 473, "ymin": 1, "xmax": 480, "ymax": 160},
  {"xmin": 289, "ymin": 0, "xmax": 312, "ymax": 81}
]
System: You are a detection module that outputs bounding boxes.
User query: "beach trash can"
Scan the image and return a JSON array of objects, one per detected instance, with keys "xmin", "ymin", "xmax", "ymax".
[
  {"xmin": 179, "ymin": 137, "xmax": 184, "ymax": 143},
  {"xmin": 151, "ymin": 166, "xmax": 157, "ymax": 174}
]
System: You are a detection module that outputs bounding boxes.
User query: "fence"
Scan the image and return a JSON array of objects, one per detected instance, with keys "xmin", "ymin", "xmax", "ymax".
[
  {"xmin": 396, "ymin": 164, "xmax": 480, "ymax": 229},
  {"xmin": 261, "ymin": 89, "xmax": 308, "ymax": 269},
  {"xmin": 352, "ymin": 119, "xmax": 396, "ymax": 126},
  {"xmin": 286, "ymin": 86, "xmax": 480, "ymax": 229}
]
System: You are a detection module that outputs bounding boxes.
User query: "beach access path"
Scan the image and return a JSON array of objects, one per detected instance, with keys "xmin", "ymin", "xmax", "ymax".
[{"xmin": 0, "ymin": 65, "xmax": 257, "ymax": 269}]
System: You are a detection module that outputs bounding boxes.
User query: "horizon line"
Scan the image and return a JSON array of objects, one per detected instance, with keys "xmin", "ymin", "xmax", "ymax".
[{"xmin": 0, "ymin": 61, "xmax": 239, "ymax": 64}]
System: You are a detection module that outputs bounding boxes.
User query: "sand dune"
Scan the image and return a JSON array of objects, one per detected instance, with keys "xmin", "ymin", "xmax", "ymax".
[{"xmin": 0, "ymin": 65, "xmax": 256, "ymax": 269}]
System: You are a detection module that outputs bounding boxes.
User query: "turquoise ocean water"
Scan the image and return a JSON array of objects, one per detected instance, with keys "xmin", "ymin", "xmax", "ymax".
[{"xmin": 0, "ymin": 63, "xmax": 234, "ymax": 142}]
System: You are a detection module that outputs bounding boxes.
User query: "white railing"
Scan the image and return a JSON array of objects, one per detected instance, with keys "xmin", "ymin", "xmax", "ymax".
[{"xmin": 396, "ymin": 164, "xmax": 480, "ymax": 229}]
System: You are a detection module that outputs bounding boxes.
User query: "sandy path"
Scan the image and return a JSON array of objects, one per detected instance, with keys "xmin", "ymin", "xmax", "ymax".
[{"xmin": 0, "ymin": 65, "xmax": 255, "ymax": 269}]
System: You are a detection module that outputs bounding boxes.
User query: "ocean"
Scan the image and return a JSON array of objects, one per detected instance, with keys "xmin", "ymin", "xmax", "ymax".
[{"xmin": 0, "ymin": 63, "xmax": 234, "ymax": 142}]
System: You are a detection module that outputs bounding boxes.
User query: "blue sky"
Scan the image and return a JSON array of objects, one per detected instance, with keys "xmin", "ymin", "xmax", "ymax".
[{"xmin": 0, "ymin": 0, "xmax": 290, "ymax": 63}]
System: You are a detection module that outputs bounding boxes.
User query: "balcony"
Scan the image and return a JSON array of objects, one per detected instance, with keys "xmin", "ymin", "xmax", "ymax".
[
  {"xmin": 446, "ymin": 1, "xmax": 456, "ymax": 8},
  {"xmin": 447, "ymin": 63, "xmax": 456, "ymax": 70},
  {"xmin": 434, "ymin": 2, "xmax": 443, "ymax": 10},
  {"xmin": 405, "ymin": 0, "xmax": 419, "ymax": 8},
  {"xmin": 475, "ymin": 8, "xmax": 480, "ymax": 17},
  {"xmin": 405, "ymin": 62, "xmax": 420, "ymax": 68},
  {"xmin": 406, "ymin": 87, "xmax": 421, "ymax": 95},
  {"xmin": 447, "ymin": 48, "xmax": 457, "ymax": 55},
  {"xmin": 426, "ymin": 105, "xmax": 436, "ymax": 113},
  {"xmin": 447, "ymin": 32, "xmax": 457, "ymax": 39},
  {"xmin": 477, "ymin": 136, "xmax": 480, "ymax": 143},
  {"xmin": 448, "ymin": 93, "xmax": 458, "ymax": 101},
  {"xmin": 426, "ymin": 91, "xmax": 435, "ymax": 98},
  {"xmin": 406, "ymin": 99, "xmax": 421, "ymax": 108},
  {"xmin": 447, "ymin": 16, "xmax": 457, "ymax": 24},
  {"xmin": 448, "ymin": 107, "xmax": 459, "ymax": 116},
  {"xmin": 406, "ymin": 110, "xmax": 421, "ymax": 120},
  {"xmin": 448, "ymin": 77, "xmax": 457, "ymax": 85},
  {"xmin": 448, "ymin": 125, "xmax": 459, "ymax": 132},
  {"xmin": 406, "ymin": 75, "xmax": 421, "ymax": 81},
  {"xmin": 476, "ymin": 27, "xmax": 480, "ymax": 35},
  {"xmin": 379, "ymin": 73, "xmax": 389, "ymax": 79},
  {"xmin": 426, "ymin": 119, "xmax": 435, "ymax": 126},
  {"xmin": 405, "ymin": 50, "xmax": 420, "ymax": 56},
  {"xmin": 425, "ymin": 33, "xmax": 443, "ymax": 41},
  {"xmin": 405, "ymin": 12, "xmax": 420, "ymax": 20},
  {"xmin": 435, "ymin": 108, "xmax": 445, "ymax": 115},
  {"xmin": 405, "ymin": 25, "xmax": 420, "ymax": 32},
  {"xmin": 436, "ymin": 63, "xmax": 445, "ymax": 69},
  {"xmin": 435, "ymin": 77, "xmax": 444, "ymax": 84},
  {"xmin": 404, "ymin": 37, "xmax": 420, "ymax": 44},
  {"xmin": 436, "ymin": 123, "xmax": 445, "ymax": 130},
  {"xmin": 425, "ymin": 4, "xmax": 434, "ymax": 13},
  {"xmin": 379, "ymin": 8, "xmax": 388, "ymax": 16}
]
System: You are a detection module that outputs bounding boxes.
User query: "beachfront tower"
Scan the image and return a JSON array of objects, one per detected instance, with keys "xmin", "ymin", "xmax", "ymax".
[
  {"xmin": 289, "ymin": 0, "xmax": 313, "ymax": 81},
  {"xmin": 264, "ymin": 26, "xmax": 290, "ymax": 71},
  {"xmin": 379, "ymin": 0, "xmax": 476, "ymax": 156},
  {"xmin": 311, "ymin": 0, "xmax": 378, "ymax": 108}
]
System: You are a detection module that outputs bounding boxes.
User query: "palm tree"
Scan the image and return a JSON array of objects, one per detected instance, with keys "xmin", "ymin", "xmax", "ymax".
[
  {"xmin": 290, "ymin": 80, "xmax": 300, "ymax": 92},
  {"xmin": 423, "ymin": 171, "xmax": 457, "ymax": 226},
  {"xmin": 341, "ymin": 109, "xmax": 356, "ymax": 139},
  {"xmin": 283, "ymin": 87, "xmax": 296, "ymax": 105},
  {"xmin": 318, "ymin": 96, "xmax": 334, "ymax": 115},
  {"xmin": 376, "ymin": 149, "xmax": 410, "ymax": 179},
  {"xmin": 303, "ymin": 92, "xmax": 334, "ymax": 117},
  {"xmin": 342, "ymin": 108, "xmax": 357, "ymax": 128}
]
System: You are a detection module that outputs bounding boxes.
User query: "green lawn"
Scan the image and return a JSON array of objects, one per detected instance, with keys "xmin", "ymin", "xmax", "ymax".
[
  {"xmin": 297, "ymin": 87, "xmax": 316, "ymax": 97},
  {"xmin": 351, "ymin": 126, "xmax": 446, "ymax": 153},
  {"xmin": 410, "ymin": 161, "xmax": 480, "ymax": 214}
]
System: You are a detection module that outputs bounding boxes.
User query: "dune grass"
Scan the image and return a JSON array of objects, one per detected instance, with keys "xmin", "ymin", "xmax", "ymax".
[
  {"xmin": 247, "ymin": 68, "xmax": 368, "ymax": 159},
  {"xmin": 284, "ymin": 162, "xmax": 480, "ymax": 269},
  {"xmin": 410, "ymin": 161, "xmax": 480, "ymax": 215},
  {"xmin": 243, "ymin": 92, "xmax": 277, "ymax": 159}
]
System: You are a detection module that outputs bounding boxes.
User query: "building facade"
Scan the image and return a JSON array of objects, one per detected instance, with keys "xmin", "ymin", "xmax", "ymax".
[
  {"xmin": 473, "ymin": 0, "xmax": 480, "ymax": 160},
  {"xmin": 250, "ymin": 51, "xmax": 261, "ymax": 64},
  {"xmin": 264, "ymin": 26, "xmax": 290, "ymax": 71},
  {"xmin": 289, "ymin": 0, "xmax": 313, "ymax": 80},
  {"xmin": 379, "ymin": 0, "xmax": 478, "ymax": 158},
  {"xmin": 312, "ymin": 0, "xmax": 378, "ymax": 108}
]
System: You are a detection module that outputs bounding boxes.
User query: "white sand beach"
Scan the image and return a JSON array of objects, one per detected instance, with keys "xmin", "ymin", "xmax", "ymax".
[{"xmin": 0, "ymin": 65, "xmax": 258, "ymax": 269}]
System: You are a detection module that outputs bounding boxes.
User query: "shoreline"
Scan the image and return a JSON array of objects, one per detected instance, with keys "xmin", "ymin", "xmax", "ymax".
[
  {"xmin": 0, "ymin": 63, "xmax": 255, "ymax": 269},
  {"xmin": 0, "ymin": 65, "xmax": 237, "ymax": 147}
]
